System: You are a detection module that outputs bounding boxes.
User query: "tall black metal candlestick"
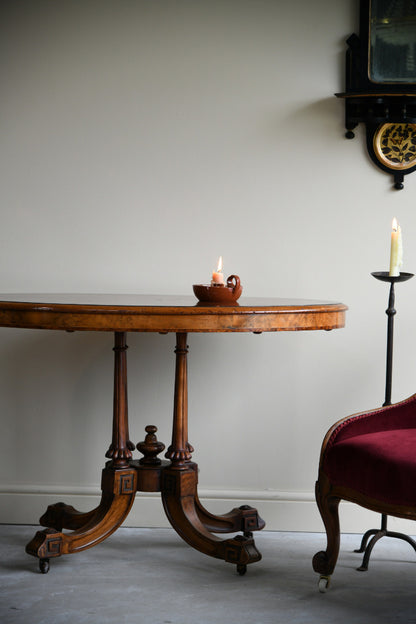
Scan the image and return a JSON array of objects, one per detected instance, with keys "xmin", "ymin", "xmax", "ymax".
[{"xmin": 354, "ymin": 270, "xmax": 414, "ymax": 571}]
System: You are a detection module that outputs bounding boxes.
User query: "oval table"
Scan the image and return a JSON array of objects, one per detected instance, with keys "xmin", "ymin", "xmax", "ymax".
[{"xmin": 0, "ymin": 294, "xmax": 347, "ymax": 574}]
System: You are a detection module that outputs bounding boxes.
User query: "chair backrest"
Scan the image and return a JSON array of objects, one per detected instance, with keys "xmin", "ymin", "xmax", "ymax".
[{"xmin": 325, "ymin": 392, "xmax": 416, "ymax": 451}]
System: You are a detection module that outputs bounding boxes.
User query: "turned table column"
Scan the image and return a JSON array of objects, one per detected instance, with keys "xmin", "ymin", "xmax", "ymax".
[
  {"xmin": 165, "ymin": 332, "xmax": 194, "ymax": 466},
  {"xmin": 105, "ymin": 332, "xmax": 135, "ymax": 466}
]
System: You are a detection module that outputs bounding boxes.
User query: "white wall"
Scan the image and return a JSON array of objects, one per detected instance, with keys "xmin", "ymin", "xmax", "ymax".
[{"xmin": 1, "ymin": 0, "xmax": 416, "ymax": 536}]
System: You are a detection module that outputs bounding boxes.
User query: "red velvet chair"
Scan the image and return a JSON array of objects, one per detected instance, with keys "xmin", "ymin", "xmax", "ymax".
[{"xmin": 312, "ymin": 392, "xmax": 416, "ymax": 591}]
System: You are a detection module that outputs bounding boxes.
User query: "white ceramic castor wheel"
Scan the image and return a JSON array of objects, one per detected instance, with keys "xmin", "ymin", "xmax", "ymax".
[{"xmin": 318, "ymin": 575, "xmax": 330, "ymax": 593}]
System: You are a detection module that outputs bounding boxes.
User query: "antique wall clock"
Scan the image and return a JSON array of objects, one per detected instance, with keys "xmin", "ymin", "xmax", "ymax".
[{"xmin": 337, "ymin": 0, "xmax": 416, "ymax": 189}]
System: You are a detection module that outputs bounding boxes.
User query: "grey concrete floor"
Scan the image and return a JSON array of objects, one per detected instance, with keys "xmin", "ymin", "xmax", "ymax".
[{"xmin": 1, "ymin": 525, "xmax": 416, "ymax": 624}]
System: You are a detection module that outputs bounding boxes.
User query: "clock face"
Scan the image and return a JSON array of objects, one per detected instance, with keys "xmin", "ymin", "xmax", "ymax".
[{"xmin": 373, "ymin": 123, "xmax": 416, "ymax": 170}]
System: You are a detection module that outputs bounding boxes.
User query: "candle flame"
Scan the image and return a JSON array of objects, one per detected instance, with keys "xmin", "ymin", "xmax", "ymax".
[
  {"xmin": 216, "ymin": 256, "xmax": 223, "ymax": 272},
  {"xmin": 392, "ymin": 217, "xmax": 398, "ymax": 232}
]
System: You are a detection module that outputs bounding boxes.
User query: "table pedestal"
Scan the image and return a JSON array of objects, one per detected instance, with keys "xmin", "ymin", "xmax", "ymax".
[{"xmin": 26, "ymin": 332, "xmax": 264, "ymax": 574}]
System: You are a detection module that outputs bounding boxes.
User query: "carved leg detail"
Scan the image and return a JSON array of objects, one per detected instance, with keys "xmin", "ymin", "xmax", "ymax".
[
  {"xmin": 39, "ymin": 502, "xmax": 98, "ymax": 531},
  {"xmin": 312, "ymin": 476, "xmax": 341, "ymax": 578},
  {"xmin": 26, "ymin": 467, "xmax": 137, "ymax": 564},
  {"xmin": 161, "ymin": 466, "xmax": 262, "ymax": 567},
  {"xmin": 195, "ymin": 495, "xmax": 265, "ymax": 534}
]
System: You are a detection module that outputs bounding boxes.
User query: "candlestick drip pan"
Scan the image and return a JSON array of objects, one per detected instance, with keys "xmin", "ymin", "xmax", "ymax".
[{"xmin": 371, "ymin": 271, "xmax": 414, "ymax": 283}]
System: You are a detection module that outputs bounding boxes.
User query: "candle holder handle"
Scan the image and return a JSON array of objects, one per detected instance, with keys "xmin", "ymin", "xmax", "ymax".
[
  {"xmin": 226, "ymin": 275, "xmax": 242, "ymax": 298},
  {"xmin": 354, "ymin": 270, "xmax": 414, "ymax": 571}
]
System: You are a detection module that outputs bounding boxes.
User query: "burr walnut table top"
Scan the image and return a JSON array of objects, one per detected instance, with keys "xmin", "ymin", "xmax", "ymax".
[{"xmin": 0, "ymin": 294, "xmax": 347, "ymax": 333}]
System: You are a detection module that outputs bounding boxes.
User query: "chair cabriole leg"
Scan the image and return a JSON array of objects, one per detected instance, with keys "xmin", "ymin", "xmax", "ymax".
[{"xmin": 312, "ymin": 475, "xmax": 341, "ymax": 590}]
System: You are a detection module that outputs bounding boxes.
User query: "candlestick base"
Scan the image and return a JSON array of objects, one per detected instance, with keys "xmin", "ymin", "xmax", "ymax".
[
  {"xmin": 371, "ymin": 271, "xmax": 414, "ymax": 283},
  {"xmin": 193, "ymin": 275, "xmax": 242, "ymax": 304}
]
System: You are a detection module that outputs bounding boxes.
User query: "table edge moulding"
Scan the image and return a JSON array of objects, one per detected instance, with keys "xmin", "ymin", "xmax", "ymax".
[
  {"xmin": 0, "ymin": 294, "xmax": 347, "ymax": 333},
  {"xmin": 0, "ymin": 294, "xmax": 347, "ymax": 576}
]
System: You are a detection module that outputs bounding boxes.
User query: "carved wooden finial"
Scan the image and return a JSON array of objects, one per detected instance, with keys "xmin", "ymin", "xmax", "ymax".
[{"xmin": 137, "ymin": 425, "xmax": 165, "ymax": 465}]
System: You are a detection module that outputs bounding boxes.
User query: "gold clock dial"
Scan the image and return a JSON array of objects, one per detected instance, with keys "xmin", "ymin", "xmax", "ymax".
[{"xmin": 373, "ymin": 123, "xmax": 416, "ymax": 170}]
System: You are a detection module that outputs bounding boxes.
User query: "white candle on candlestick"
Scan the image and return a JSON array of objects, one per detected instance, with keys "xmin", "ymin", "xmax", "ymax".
[
  {"xmin": 389, "ymin": 218, "xmax": 403, "ymax": 277},
  {"xmin": 211, "ymin": 256, "xmax": 225, "ymax": 285}
]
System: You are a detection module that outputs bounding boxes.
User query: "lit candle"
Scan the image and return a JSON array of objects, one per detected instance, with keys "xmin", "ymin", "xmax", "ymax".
[
  {"xmin": 389, "ymin": 218, "xmax": 403, "ymax": 277},
  {"xmin": 211, "ymin": 256, "xmax": 225, "ymax": 285}
]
